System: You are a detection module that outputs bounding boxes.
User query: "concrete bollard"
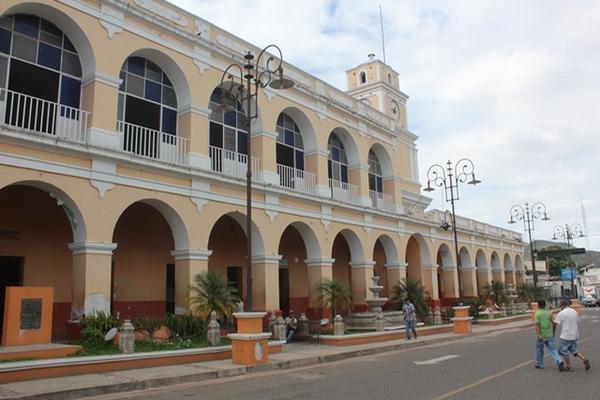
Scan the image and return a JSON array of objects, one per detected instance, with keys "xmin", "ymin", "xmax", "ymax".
[
  {"xmin": 273, "ymin": 315, "xmax": 286, "ymax": 341},
  {"xmin": 451, "ymin": 306, "xmax": 473, "ymax": 334},
  {"xmin": 433, "ymin": 307, "xmax": 442, "ymax": 325},
  {"xmin": 375, "ymin": 312, "xmax": 385, "ymax": 332},
  {"xmin": 298, "ymin": 313, "xmax": 310, "ymax": 337},
  {"xmin": 334, "ymin": 315, "xmax": 344, "ymax": 336},
  {"xmin": 119, "ymin": 319, "xmax": 135, "ymax": 354},
  {"xmin": 207, "ymin": 310, "xmax": 221, "ymax": 346}
]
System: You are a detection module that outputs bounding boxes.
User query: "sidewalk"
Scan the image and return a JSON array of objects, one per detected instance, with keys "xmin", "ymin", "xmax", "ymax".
[{"xmin": 0, "ymin": 320, "xmax": 531, "ymax": 400}]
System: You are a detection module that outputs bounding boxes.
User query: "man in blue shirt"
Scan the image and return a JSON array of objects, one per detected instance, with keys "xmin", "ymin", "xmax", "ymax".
[{"xmin": 402, "ymin": 298, "xmax": 418, "ymax": 340}]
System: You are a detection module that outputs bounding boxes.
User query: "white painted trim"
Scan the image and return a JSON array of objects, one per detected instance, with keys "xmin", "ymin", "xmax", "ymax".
[
  {"xmin": 384, "ymin": 262, "xmax": 407, "ymax": 269},
  {"xmin": 349, "ymin": 260, "xmax": 376, "ymax": 269},
  {"xmin": 233, "ymin": 312, "xmax": 267, "ymax": 319},
  {"xmin": 251, "ymin": 255, "xmax": 283, "ymax": 264},
  {"xmin": 227, "ymin": 333, "xmax": 272, "ymax": 341},
  {"xmin": 177, "ymin": 104, "xmax": 211, "ymax": 118},
  {"xmin": 68, "ymin": 241, "xmax": 117, "ymax": 255},
  {"xmin": 170, "ymin": 249, "xmax": 212, "ymax": 261},
  {"xmin": 305, "ymin": 258, "xmax": 335, "ymax": 267},
  {"xmin": 88, "ymin": 128, "xmax": 120, "ymax": 149},
  {"xmin": 82, "ymin": 71, "xmax": 122, "ymax": 88},
  {"xmin": 188, "ymin": 153, "xmax": 211, "ymax": 170}
]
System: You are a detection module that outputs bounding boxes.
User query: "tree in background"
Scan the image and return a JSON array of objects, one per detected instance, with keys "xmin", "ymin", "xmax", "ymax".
[
  {"xmin": 541, "ymin": 245, "xmax": 570, "ymax": 277},
  {"xmin": 483, "ymin": 280, "xmax": 508, "ymax": 306},
  {"xmin": 516, "ymin": 282, "xmax": 546, "ymax": 303},
  {"xmin": 190, "ymin": 271, "xmax": 239, "ymax": 320},
  {"xmin": 392, "ymin": 277, "xmax": 429, "ymax": 321},
  {"xmin": 314, "ymin": 279, "xmax": 353, "ymax": 320}
]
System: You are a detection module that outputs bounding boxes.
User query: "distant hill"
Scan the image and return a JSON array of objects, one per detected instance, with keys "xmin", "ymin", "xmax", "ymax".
[{"xmin": 525, "ymin": 240, "xmax": 600, "ymax": 267}]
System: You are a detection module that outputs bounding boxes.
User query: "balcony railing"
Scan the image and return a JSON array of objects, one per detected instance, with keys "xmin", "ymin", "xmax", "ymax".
[
  {"xmin": 369, "ymin": 190, "xmax": 394, "ymax": 212},
  {"xmin": 117, "ymin": 121, "xmax": 188, "ymax": 166},
  {"xmin": 209, "ymin": 145, "xmax": 261, "ymax": 181},
  {"xmin": 329, "ymin": 178, "xmax": 359, "ymax": 204},
  {"xmin": 0, "ymin": 89, "xmax": 89, "ymax": 143},
  {"xmin": 277, "ymin": 164, "xmax": 317, "ymax": 195}
]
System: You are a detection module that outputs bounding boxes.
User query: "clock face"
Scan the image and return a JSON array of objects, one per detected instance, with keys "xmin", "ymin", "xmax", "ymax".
[{"xmin": 391, "ymin": 101, "xmax": 400, "ymax": 119}]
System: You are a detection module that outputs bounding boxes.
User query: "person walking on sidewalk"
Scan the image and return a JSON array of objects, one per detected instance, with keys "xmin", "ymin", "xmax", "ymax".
[
  {"xmin": 555, "ymin": 299, "xmax": 591, "ymax": 372},
  {"xmin": 403, "ymin": 298, "xmax": 417, "ymax": 340},
  {"xmin": 533, "ymin": 299, "xmax": 564, "ymax": 370}
]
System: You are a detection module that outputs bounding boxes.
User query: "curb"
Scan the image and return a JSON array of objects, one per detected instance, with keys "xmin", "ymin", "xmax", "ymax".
[{"xmin": 0, "ymin": 323, "xmax": 530, "ymax": 400}]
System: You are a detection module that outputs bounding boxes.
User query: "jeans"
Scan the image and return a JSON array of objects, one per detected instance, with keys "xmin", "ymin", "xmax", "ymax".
[
  {"xmin": 405, "ymin": 319, "xmax": 417, "ymax": 339},
  {"xmin": 535, "ymin": 338, "xmax": 562, "ymax": 367},
  {"xmin": 559, "ymin": 339, "xmax": 579, "ymax": 357},
  {"xmin": 286, "ymin": 328, "xmax": 296, "ymax": 343}
]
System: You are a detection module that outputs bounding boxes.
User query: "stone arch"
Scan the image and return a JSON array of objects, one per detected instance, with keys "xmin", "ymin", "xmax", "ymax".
[
  {"xmin": 123, "ymin": 48, "xmax": 192, "ymax": 110},
  {"xmin": 328, "ymin": 127, "xmax": 360, "ymax": 168},
  {"xmin": 0, "ymin": 180, "xmax": 86, "ymax": 243},
  {"xmin": 368, "ymin": 143, "xmax": 395, "ymax": 180},
  {"xmin": 405, "ymin": 233, "xmax": 432, "ymax": 278},
  {"xmin": 373, "ymin": 234, "xmax": 400, "ymax": 266},
  {"xmin": 476, "ymin": 249, "xmax": 488, "ymax": 270},
  {"xmin": 372, "ymin": 234, "xmax": 400, "ymax": 298},
  {"xmin": 208, "ymin": 84, "xmax": 263, "ymax": 133},
  {"xmin": 111, "ymin": 199, "xmax": 189, "ymax": 251},
  {"xmin": 207, "ymin": 210, "xmax": 265, "ymax": 256},
  {"xmin": 503, "ymin": 253, "xmax": 513, "ymax": 271},
  {"xmin": 278, "ymin": 221, "xmax": 321, "ymax": 261},
  {"xmin": 275, "ymin": 106, "xmax": 317, "ymax": 154},
  {"xmin": 459, "ymin": 247, "xmax": 473, "ymax": 269},
  {"xmin": 436, "ymin": 243, "xmax": 454, "ymax": 268},
  {"xmin": 331, "ymin": 228, "xmax": 365, "ymax": 262},
  {"xmin": 491, "ymin": 251, "xmax": 501, "ymax": 271},
  {"xmin": 515, "ymin": 255, "xmax": 523, "ymax": 271},
  {"xmin": 0, "ymin": 2, "xmax": 96, "ymax": 78}
]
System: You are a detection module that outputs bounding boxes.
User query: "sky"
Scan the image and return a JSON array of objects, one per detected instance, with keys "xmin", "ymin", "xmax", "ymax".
[{"xmin": 169, "ymin": 0, "xmax": 600, "ymax": 252}]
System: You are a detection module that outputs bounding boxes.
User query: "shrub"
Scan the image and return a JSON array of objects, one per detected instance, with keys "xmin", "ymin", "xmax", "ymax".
[
  {"xmin": 314, "ymin": 279, "xmax": 353, "ymax": 319},
  {"xmin": 132, "ymin": 315, "xmax": 163, "ymax": 334},
  {"xmin": 190, "ymin": 271, "xmax": 240, "ymax": 319},
  {"xmin": 392, "ymin": 277, "xmax": 430, "ymax": 321},
  {"xmin": 80, "ymin": 311, "xmax": 118, "ymax": 344},
  {"xmin": 164, "ymin": 313, "xmax": 207, "ymax": 339}
]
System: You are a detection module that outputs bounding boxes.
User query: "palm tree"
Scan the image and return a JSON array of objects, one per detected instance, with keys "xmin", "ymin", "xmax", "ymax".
[
  {"xmin": 190, "ymin": 271, "xmax": 239, "ymax": 320},
  {"xmin": 483, "ymin": 280, "xmax": 508, "ymax": 306},
  {"xmin": 314, "ymin": 279, "xmax": 353, "ymax": 320},
  {"xmin": 516, "ymin": 282, "xmax": 546, "ymax": 303},
  {"xmin": 391, "ymin": 277, "xmax": 429, "ymax": 320}
]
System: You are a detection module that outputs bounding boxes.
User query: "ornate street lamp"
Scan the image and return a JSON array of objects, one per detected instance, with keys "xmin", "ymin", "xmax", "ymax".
[
  {"xmin": 424, "ymin": 159, "xmax": 481, "ymax": 300},
  {"xmin": 552, "ymin": 223, "xmax": 584, "ymax": 299},
  {"xmin": 215, "ymin": 45, "xmax": 294, "ymax": 311},
  {"xmin": 508, "ymin": 202, "xmax": 550, "ymax": 288}
]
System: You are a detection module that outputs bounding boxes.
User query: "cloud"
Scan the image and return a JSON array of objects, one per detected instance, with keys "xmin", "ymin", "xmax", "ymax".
[{"xmin": 170, "ymin": 0, "xmax": 600, "ymax": 251}]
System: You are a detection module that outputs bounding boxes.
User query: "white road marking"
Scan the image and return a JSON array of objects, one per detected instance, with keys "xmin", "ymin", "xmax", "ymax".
[{"xmin": 414, "ymin": 355, "xmax": 461, "ymax": 365}]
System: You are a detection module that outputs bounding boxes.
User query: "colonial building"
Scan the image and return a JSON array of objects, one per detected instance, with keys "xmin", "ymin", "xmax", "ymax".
[{"xmin": 0, "ymin": 0, "xmax": 525, "ymax": 339}]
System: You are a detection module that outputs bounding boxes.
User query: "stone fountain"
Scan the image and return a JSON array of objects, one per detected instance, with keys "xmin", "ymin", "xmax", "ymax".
[{"xmin": 345, "ymin": 275, "xmax": 404, "ymax": 331}]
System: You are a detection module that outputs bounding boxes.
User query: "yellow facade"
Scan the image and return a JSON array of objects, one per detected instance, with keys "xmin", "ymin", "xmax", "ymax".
[{"xmin": 0, "ymin": 0, "xmax": 525, "ymax": 338}]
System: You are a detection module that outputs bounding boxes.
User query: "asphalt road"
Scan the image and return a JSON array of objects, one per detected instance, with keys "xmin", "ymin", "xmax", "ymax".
[{"xmin": 95, "ymin": 309, "xmax": 600, "ymax": 400}]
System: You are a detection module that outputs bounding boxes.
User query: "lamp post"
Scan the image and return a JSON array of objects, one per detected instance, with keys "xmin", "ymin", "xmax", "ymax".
[
  {"xmin": 552, "ymin": 223, "xmax": 584, "ymax": 299},
  {"xmin": 424, "ymin": 159, "xmax": 481, "ymax": 300},
  {"xmin": 508, "ymin": 202, "xmax": 550, "ymax": 288},
  {"xmin": 215, "ymin": 45, "xmax": 294, "ymax": 311}
]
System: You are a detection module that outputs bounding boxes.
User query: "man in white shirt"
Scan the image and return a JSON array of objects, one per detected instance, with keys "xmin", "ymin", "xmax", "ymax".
[{"xmin": 555, "ymin": 299, "xmax": 590, "ymax": 372}]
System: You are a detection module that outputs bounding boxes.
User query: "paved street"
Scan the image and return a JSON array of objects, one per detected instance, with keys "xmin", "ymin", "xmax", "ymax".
[{"xmin": 92, "ymin": 310, "xmax": 600, "ymax": 400}]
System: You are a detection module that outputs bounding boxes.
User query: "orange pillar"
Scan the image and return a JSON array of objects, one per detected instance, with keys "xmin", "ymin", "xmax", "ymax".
[
  {"xmin": 451, "ymin": 306, "xmax": 473, "ymax": 334},
  {"xmin": 228, "ymin": 312, "xmax": 272, "ymax": 365}
]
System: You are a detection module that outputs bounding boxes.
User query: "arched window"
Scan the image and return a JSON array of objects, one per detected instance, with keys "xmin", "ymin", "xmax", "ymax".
[
  {"xmin": 368, "ymin": 150, "xmax": 383, "ymax": 194},
  {"xmin": 276, "ymin": 112, "xmax": 303, "ymax": 170},
  {"xmin": 359, "ymin": 71, "xmax": 366, "ymax": 84},
  {"xmin": 208, "ymin": 87, "xmax": 247, "ymax": 155},
  {"xmin": 0, "ymin": 14, "xmax": 83, "ymax": 134},
  {"xmin": 328, "ymin": 134, "xmax": 348, "ymax": 184},
  {"xmin": 387, "ymin": 72, "xmax": 392, "ymax": 84},
  {"xmin": 117, "ymin": 57, "xmax": 177, "ymax": 135}
]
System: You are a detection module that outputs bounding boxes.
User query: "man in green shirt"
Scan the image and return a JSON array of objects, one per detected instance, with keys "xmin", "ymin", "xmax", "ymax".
[{"xmin": 534, "ymin": 299, "xmax": 564, "ymax": 371}]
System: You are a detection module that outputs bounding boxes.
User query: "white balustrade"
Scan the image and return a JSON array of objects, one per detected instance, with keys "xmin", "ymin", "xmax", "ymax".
[
  {"xmin": 369, "ymin": 190, "xmax": 394, "ymax": 212},
  {"xmin": 329, "ymin": 179, "xmax": 359, "ymax": 204},
  {"xmin": 0, "ymin": 89, "xmax": 89, "ymax": 143},
  {"xmin": 117, "ymin": 121, "xmax": 188, "ymax": 166},
  {"xmin": 209, "ymin": 145, "xmax": 261, "ymax": 181},
  {"xmin": 277, "ymin": 164, "xmax": 317, "ymax": 195}
]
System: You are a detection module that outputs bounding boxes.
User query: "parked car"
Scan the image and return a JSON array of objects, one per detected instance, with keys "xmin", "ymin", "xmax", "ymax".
[{"xmin": 582, "ymin": 296, "xmax": 598, "ymax": 307}]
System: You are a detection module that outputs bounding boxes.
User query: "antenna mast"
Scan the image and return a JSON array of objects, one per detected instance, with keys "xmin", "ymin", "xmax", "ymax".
[
  {"xmin": 379, "ymin": 5, "xmax": 386, "ymax": 64},
  {"xmin": 580, "ymin": 192, "xmax": 590, "ymax": 249}
]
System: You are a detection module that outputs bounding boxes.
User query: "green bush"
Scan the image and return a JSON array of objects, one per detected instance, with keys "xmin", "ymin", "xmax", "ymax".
[
  {"xmin": 132, "ymin": 315, "xmax": 163, "ymax": 334},
  {"xmin": 80, "ymin": 311, "xmax": 118, "ymax": 344},
  {"xmin": 464, "ymin": 298, "xmax": 483, "ymax": 319},
  {"xmin": 164, "ymin": 313, "xmax": 207, "ymax": 339}
]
